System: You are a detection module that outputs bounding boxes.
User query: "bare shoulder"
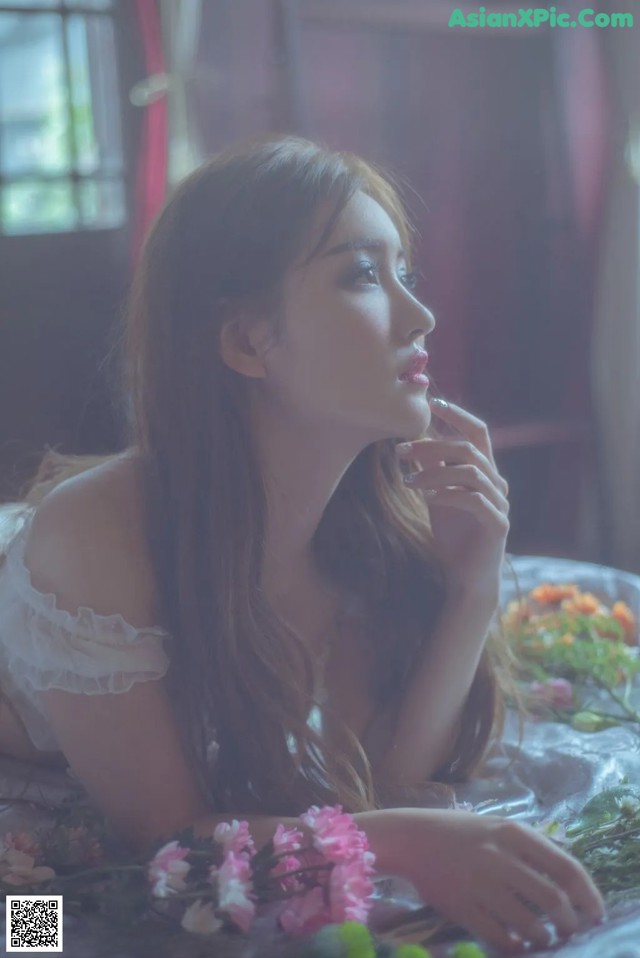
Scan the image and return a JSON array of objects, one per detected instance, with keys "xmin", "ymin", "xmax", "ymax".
[
  {"xmin": 23, "ymin": 450, "xmax": 163, "ymax": 630},
  {"xmin": 41, "ymin": 449, "xmax": 146, "ymax": 529},
  {"xmin": 21, "ymin": 455, "xmax": 210, "ymax": 849}
]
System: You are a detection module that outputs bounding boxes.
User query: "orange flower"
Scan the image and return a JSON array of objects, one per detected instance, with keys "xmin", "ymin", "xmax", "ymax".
[
  {"xmin": 502, "ymin": 600, "xmax": 531, "ymax": 628},
  {"xmin": 559, "ymin": 634, "xmax": 575, "ymax": 646},
  {"xmin": 530, "ymin": 583, "xmax": 580, "ymax": 605},
  {"xmin": 612, "ymin": 601, "xmax": 637, "ymax": 646},
  {"xmin": 561, "ymin": 593, "xmax": 603, "ymax": 616},
  {"xmin": 0, "ymin": 849, "xmax": 55, "ymax": 886}
]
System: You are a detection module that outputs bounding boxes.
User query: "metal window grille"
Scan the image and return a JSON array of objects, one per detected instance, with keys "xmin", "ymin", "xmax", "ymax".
[{"xmin": 0, "ymin": 0, "xmax": 126, "ymax": 234}]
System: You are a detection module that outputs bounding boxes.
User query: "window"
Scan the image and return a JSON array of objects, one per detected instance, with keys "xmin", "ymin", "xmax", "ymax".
[{"xmin": 0, "ymin": 0, "xmax": 126, "ymax": 235}]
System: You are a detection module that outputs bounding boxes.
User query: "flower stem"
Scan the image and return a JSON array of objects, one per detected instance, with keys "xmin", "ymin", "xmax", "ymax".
[
  {"xmin": 590, "ymin": 677, "xmax": 640, "ymax": 726},
  {"xmin": 37, "ymin": 863, "xmax": 145, "ymax": 885}
]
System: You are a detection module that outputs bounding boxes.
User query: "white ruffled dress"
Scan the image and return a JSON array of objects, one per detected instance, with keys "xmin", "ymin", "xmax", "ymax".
[{"xmin": 0, "ymin": 505, "xmax": 171, "ymax": 754}]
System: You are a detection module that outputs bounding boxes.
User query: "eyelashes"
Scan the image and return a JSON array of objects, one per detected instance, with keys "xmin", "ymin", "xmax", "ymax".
[
  {"xmin": 350, "ymin": 260, "xmax": 420, "ymax": 292},
  {"xmin": 399, "ymin": 270, "xmax": 419, "ymax": 292}
]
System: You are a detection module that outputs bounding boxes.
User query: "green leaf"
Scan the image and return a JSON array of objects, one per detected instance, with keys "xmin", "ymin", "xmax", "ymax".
[
  {"xmin": 337, "ymin": 921, "xmax": 376, "ymax": 958},
  {"xmin": 395, "ymin": 945, "xmax": 433, "ymax": 958},
  {"xmin": 450, "ymin": 944, "xmax": 487, "ymax": 958},
  {"xmin": 570, "ymin": 712, "xmax": 622, "ymax": 732},
  {"xmin": 566, "ymin": 785, "xmax": 640, "ymax": 838}
]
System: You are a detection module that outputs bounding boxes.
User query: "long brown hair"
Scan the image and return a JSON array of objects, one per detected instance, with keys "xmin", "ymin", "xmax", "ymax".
[{"xmin": 14, "ymin": 134, "xmax": 523, "ymax": 814}]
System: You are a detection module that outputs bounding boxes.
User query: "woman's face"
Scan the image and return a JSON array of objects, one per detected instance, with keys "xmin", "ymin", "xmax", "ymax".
[{"xmin": 255, "ymin": 189, "xmax": 437, "ymax": 444}]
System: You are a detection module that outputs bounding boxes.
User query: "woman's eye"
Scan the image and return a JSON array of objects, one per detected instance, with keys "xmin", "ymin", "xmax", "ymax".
[
  {"xmin": 352, "ymin": 263, "xmax": 418, "ymax": 291},
  {"xmin": 353, "ymin": 263, "xmax": 379, "ymax": 284}
]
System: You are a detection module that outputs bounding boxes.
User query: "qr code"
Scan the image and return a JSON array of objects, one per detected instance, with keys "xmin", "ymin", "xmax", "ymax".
[{"xmin": 5, "ymin": 896, "xmax": 63, "ymax": 952}]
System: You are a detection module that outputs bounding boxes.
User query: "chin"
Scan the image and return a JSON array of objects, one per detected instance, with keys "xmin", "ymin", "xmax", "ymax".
[
  {"xmin": 402, "ymin": 401, "xmax": 432, "ymax": 434},
  {"xmin": 377, "ymin": 408, "xmax": 431, "ymax": 443}
]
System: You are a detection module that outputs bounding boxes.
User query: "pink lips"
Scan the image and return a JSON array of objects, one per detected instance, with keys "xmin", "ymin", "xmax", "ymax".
[{"xmin": 399, "ymin": 351, "xmax": 429, "ymax": 380}]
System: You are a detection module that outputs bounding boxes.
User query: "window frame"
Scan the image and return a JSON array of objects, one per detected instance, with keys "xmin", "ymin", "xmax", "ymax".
[{"xmin": 0, "ymin": 0, "xmax": 129, "ymax": 236}]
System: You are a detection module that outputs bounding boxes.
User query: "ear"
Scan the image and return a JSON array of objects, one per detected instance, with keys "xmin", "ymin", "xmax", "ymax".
[{"xmin": 218, "ymin": 301, "xmax": 273, "ymax": 379}]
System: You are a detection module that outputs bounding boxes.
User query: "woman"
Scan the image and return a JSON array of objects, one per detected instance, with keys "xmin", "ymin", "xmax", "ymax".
[{"xmin": 0, "ymin": 133, "xmax": 603, "ymax": 952}]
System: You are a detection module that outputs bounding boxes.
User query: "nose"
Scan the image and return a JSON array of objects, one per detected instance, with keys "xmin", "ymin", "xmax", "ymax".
[
  {"xmin": 392, "ymin": 273, "xmax": 436, "ymax": 340},
  {"xmin": 421, "ymin": 303, "xmax": 436, "ymax": 335},
  {"xmin": 403, "ymin": 299, "xmax": 436, "ymax": 340}
]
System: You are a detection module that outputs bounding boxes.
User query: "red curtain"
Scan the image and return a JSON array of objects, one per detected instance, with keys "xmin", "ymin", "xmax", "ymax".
[{"xmin": 131, "ymin": 0, "xmax": 168, "ymax": 266}]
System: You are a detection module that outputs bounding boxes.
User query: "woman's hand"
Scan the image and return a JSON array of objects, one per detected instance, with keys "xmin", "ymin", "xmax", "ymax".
[
  {"xmin": 397, "ymin": 399, "xmax": 510, "ymax": 603},
  {"xmin": 361, "ymin": 808, "xmax": 606, "ymax": 954}
]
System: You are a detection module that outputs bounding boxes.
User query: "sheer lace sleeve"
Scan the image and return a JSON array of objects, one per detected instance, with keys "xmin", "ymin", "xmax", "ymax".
[{"xmin": 0, "ymin": 509, "xmax": 171, "ymax": 698}]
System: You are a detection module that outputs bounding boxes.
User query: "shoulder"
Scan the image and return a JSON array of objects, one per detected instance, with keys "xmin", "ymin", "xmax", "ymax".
[
  {"xmin": 34, "ymin": 448, "xmax": 145, "ymax": 528},
  {"xmin": 23, "ymin": 450, "xmax": 163, "ymax": 631},
  {"xmin": 21, "ymin": 455, "xmax": 211, "ymax": 851}
]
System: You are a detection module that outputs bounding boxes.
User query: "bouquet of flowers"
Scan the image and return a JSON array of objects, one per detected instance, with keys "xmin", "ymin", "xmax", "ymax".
[
  {"xmin": 0, "ymin": 799, "xmax": 436, "ymax": 958},
  {"xmin": 499, "ymin": 581, "xmax": 640, "ymax": 909},
  {"xmin": 501, "ymin": 582, "xmax": 640, "ymax": 732},
  {"xmin": 540, "ymin": 782, "xmax": 640, "ymax": 905}
]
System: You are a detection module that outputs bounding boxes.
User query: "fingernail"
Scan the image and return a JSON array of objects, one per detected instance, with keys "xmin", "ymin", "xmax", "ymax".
[
  {"xmin": 430, "ymin": 397, "xmax": 449, "ymax": 409},
  {"xmin": 395, "ymin": 443, "xmax": 413, "ymax": 455}
]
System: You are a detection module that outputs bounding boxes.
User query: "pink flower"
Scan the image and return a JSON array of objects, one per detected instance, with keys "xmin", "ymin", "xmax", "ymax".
[
  {"xmin": 181, "ymin": 899, "xmax": 223, "ymax": 935},
  {"xmin": 213, "ymin": 820, "xmax": 256, "ymax": 859},
  {"xmin": 272, "ymin": 823, "xmax": 303, "ymax": 855},
  {"xmin": 147, "ymin": 840, "xmax": 191, "ymax": 897},
  {"xmin": 269, "ymin": 824, "xmax": 305, "ymax": 890},
  {"xmin": 271, "ymin": 853, "xmax": 304, "ymax": 892},
  {"xmin": 2, "ymin": 831, "xmax": 41, "ymax": 860},
  {"xmin": 329, "ymin": 854, "xmax": 376, "ymax": 924},
  {"xmin": 215, "ymin": 850, "xmax": 256, "ymax": 933},
  {"xmin": 0, "ymin": 848, "xmax": 55, "ymax": 886},
  {"xmin": 278, "ymin": 885, "xmax": 331, "ymax": 935},
  {"xmin": 297, "ymin": 804, "xmax": 377, "ymax": 927},
  {"xmin": 529, "ymin": 678, "xmax": 574, "ymax": 709},
  {"xmin": 300, "ymin": 805, "xmax": 372, "ymax": 865}
]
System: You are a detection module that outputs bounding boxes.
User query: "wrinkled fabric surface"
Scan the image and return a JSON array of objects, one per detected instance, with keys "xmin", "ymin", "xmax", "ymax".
[
  {"xmin": 0, "ymin": 554, "xmax": 639, "ymax": 956},
  {"xmin": 1, "ymin": 713, "xmax": 640, "ymax": 957},
  {"xmin": 369, "ymin": 711, "xmax": 640, "ymax": 957},
  {"xmin": 368, "ymin": 555, "xmax": 640, "ymax": 956}
]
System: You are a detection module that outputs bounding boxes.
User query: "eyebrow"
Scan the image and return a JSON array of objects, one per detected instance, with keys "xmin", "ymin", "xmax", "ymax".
[{"xmin": 321, "ymin": 237, "xmax": 407, "ymax": 259}]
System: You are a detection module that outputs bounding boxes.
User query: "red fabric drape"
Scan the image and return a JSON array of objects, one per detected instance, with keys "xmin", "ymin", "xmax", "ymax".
[{"xmin": 131, "ymin": 0, "xmax": 168, "ymax": 266}]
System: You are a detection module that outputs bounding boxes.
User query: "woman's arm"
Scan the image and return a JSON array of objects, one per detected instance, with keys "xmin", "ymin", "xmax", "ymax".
[
  {"xmin": 372, "ymin": 588, "xmax": 498, "ymax": 788},
  {"xmin": 22, "ymin": 489, "xmax": 604, "ymax": 952},
  {"xmin": 191, "ymin": 805, "xmax": 603, "ymax": 954},
  {"xmin": 379, "ymin": 401, "xmax": 511, "ymax": 787}
]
